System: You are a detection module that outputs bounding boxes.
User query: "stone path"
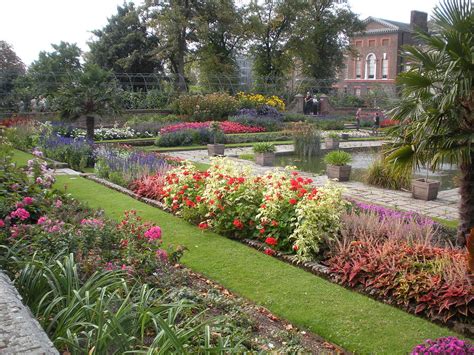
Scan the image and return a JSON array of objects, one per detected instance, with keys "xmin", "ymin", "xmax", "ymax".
[
  {"xmin": 168, "ymin": 141, "xmax": 459, "ymax": 221},
  {"xmin": 0, "ymin": 272, "xmax": 58, "ymax": 354}
]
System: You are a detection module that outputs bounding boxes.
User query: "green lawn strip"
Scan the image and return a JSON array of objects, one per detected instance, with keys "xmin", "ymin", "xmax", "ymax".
[
  {"xmin": 54, "ymin": 175, "xmax": 463, "ymax": 354},
  {"xmin": 141, "ymin": 141, "xmax": 294, "ymax": 152},
  {"xmin": 432, "ymin": 217, "xmax": 458, "ymax": 229},
  {"xmin": 11, "ymin": 149, "xmax": 37, "ymax": 166},
  {"xmin": 192, "ymin": 162, "xmax": 211, "ymax": 171}
]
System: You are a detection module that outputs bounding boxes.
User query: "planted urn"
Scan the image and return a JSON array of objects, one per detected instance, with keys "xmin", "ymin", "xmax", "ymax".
[
  {"xmin": 207, "ymin": 121, "xmax": 225, "ymax": 156},
  {"xmin": 325, "ymin": 132, "xmax": 340, "ymax": 149},
  {"xmin": 253, "ymin": 142, "xmax": 276, "ymax": 166},
  {"xmin": 324, "ymin": 150, "xmax": 352, "ymax": 182}
]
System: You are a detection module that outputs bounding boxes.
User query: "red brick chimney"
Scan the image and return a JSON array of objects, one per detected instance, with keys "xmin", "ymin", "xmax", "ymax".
[{"xmin": 410, "ymin": 10, "xmax": 428, "ymax": 32}]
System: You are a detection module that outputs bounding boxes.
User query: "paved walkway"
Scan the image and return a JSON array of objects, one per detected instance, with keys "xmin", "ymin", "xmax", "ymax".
[{"xmin": 167, "ymin": 142, "xmax": 459, "ymax": 221}]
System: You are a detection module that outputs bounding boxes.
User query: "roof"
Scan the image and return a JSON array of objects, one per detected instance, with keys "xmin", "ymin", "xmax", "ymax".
[{"xmin": 357, "ymin": 16, "xmax": 413, "ymax": 35}]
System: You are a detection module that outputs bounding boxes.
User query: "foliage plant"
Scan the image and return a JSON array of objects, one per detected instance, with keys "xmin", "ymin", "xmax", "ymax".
[
  {"xmin": 411, "ymin": 337, "xmax": 474, "ymax": 354},
  {"xmin": 365, "ymin": 157, "xmax": 411, "ymax": 190},
  {"xmin": 171, "ymin": 93, "xmax": 239, "ymax": 120},
  {"xmin": 253, "ymin": 142, "xmax": 276, "ymax": 154},
  {"xmin": 293, "ymin": 123, "xmax": 321, "ymax": 158},
  {"xmin": 40, "ymin": 134, "xmax": 94, "ymax": 170},
  {"xmin": 324, "ymin": 150, "xmax": 352, "ymax": 166},
  {"xmin": 386, "ymin": 0, "xmax": 474, "ymax": 244},
  {"xmin": 327, "ymin": 132, "xmax": 339, "ymax": 139},
  {"xmin": 235, "ymin": 92, "xmax": 285, "ymax": 111}
]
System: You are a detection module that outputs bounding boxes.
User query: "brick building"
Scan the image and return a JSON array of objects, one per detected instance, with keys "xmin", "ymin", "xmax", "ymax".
[{"xmin": 336, "ymin": 11, "xmax": 428, "ymax": 97}]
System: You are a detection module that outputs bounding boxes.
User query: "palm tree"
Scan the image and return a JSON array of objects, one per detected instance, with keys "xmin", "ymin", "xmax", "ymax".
[
  {"xmin": 387, "ymin": 0, "xmax": 473, "ymax": 246},
  {"xmin": 58, "ymin": 64, "xmax": 122, "ymax": 140}
]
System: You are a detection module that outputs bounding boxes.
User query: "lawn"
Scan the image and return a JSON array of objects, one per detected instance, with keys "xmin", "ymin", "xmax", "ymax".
[
  {"xmin": 54, "ymin": 175, "xmax": 465, "ymax": 354},
  {"xmin": 11, "ymin": 149, "xmax": 36, "ymax": 166}
]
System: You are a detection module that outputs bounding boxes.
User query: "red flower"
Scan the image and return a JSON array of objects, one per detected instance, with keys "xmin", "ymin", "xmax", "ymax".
[
  {"xmin": 271, "ymin": 220, "xmax": 278, "ymax": 227},
  {"xmin": 259, "ymin": 228, "xmax": 266, "ymax": 234},
  {"xmin": 198, "ymin": 222, "xmax": 209, "ymax": 230},
  {"xmin": 233, "ymin": 219, "xmax": 244, "ymax": 229},
  {"xmin": 264, "ymin": 248, "xmax": 275, "ymax": 256},
  {"xmin": 289, "ymin": 198, "xmax": 297, "ymax": 205},
  {"xmin": 120, "ymin": 239, "xmax": 129, "ymax": 248},
  {"xmin": 265, "ymin": 237, "xmax": 278, "ymax": 246},
  {"xmin": 293, "ymin": 244, "xmax": 299, "ymax": 251}
]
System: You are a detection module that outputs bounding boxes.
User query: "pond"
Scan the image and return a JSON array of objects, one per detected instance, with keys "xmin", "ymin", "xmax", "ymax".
[{"xmin": 274, "ymin": 150, "xmax": 459, "ymax": 191}]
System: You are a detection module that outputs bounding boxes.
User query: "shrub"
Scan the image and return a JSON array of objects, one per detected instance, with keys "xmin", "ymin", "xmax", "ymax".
[
  {"xmin": 293, "ymin": 124, "xmax": 321, "ymax": 158},
  {"xmin": 365, "ymin": 157, "xmax": 410, "ymax": 190},
  {"xmin": 326, "ymin": 210, "xmax": 473, "ymax": 324},
  {"xmin": 171, "ymin": 93, "xmax": 238, "ymax": 120},
  {"xmin": 324, "ymin": 151, "xmax": 352, "ymax": 166},
  {"xmin": 156, "ymin": 128, "xmax": 222, "ymax": 147},
  {"xmin": 235, "ymin": 92, "xmax": 285, "ymax": 111},
  {"xmin": 411, "ymin": 337, "xmax": 474, "ymax": 354},
  {"xmin": 253, "ymin": 142, "xmax": 276, "ymax": 153},
  {"xmin": 95, "ymin": 146, "xmax": 176, "ymax": 186},
  {"xmin": 283, "ymin": 113, "xmax": 307, "ymax": 122},
  {"xmin": 316, "ymin": 120, "xmax": 345, "ymax": 131},
  {"xmin": 39, "ymin": 135, "xmax": 94, "ymax": 170},
  {"xmin": 229, "ymin": 108, "xmax": 283, "ymax": 132},
  {"xmin": 4, "ymin": 121, "xmax": 40, "ymax": 151},
  {"xmin": 327, "ymin": 132, "xmax": 339, "ymax": 139}
]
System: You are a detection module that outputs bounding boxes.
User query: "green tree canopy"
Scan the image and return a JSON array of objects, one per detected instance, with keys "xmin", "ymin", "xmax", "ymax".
[
  {"xmin": 0, "ymin": 41, "xmax": 25, "ymax": 107},
  {"xmin": 87, "ymin": 2, "xmax": 163, "ymax": 89}
]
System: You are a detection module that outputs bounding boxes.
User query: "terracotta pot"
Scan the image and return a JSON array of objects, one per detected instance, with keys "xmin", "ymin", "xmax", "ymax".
[
  {"xmin": 325, "ymin": 138, "xmax": 340, "ymax": 149},
  {"xmin": 411, "ymin": 178, "xmax": 440, "ymax": 201},
  {"xmin": 207, "ymin": 144, "xmax": 225, "ymax": 157},
  {"xmin": 326, "ymin": 164, "xmax": 351, "ymax": 182},
  {"xmin": 255, "ymin": 152, "xmax": 275, "ymax": 166}
]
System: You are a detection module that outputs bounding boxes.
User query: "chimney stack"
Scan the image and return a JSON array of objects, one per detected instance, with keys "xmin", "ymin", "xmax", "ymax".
[{"xmin": 410, "ymin": 10, "xmax": 428, "ymax": 32}]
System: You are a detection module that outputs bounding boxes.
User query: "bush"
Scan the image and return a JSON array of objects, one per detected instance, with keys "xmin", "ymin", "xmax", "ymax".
[
  {"xmin": 4, "ymin": 122, "xmax": 40, "ymax": 151},
  {"xmin": 235, "ymin": 92, "xmax": 285, "ymax": 111},
  {"xmin": 293, "ymin": 124, "xmax": 321, "ymax": 158},
  {"xmin": 171, "ymin": 93, "xmax": 239, "ymax": 120},
  {"xmin": 316, "ymin": 120, "xmax": 345, "ymax": 131},
  {"xmin": 39, "ymin": 135, "xmax": 94, "ymax": 170},
  {"xmin": 229, "ymin": 106, "xmax": 283, "ymax": 132},
  {"xmin": 283, "ymin": 113, "xmax": 307, "ymax": 122},
  {"xmin": 324, "ymin": 151, "xmax": 352, "ymax": 166},
  {"xmin": 156, "ymin": 129, "xmax": 223, "ymax": 147},
  {"xmin": 327, "ymin": 210, "xmax": 473, "ymax": 324},
  {"xmin": 253, "ymin": 142, "xmax": 276, "ymax": 153},
  {"xmin": 365, "ymin": 157, "xmax": 410, "ymax": 190}
]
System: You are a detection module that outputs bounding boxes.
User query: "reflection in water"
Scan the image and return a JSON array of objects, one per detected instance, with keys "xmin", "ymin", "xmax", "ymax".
[{"xmin": 274, "ymin": 150, "xmax": 459, "ymax": 191}]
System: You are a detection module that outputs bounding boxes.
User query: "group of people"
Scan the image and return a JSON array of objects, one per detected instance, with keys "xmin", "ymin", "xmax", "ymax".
[
  {"xmin": 355, "ymin": 107, "xmax": 381, "ymax": 135},
  {"xmin": 303, "ymin": 92, "xmax": 320, "ymax": 115}
]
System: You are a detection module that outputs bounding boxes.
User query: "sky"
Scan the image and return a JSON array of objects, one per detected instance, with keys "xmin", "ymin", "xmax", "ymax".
[{"xmin": 1, "ymin": 0, "xmax": 441, "ymax": 66}]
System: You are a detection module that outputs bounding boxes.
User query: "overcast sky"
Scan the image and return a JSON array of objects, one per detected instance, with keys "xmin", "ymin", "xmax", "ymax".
[{"xmin": 1, "ymin": 0, "xmax": 441, "ymax": 66}]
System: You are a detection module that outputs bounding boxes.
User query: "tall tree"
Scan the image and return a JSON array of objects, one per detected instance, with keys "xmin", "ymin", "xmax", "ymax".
[
  {"xmin": 148, "ymin": 0, "xmax": 199, "ymax": 92},
  {"xmin": 24, "ymin": 42, "xmax": 82, "ymax": 96},
  {"xmin": 289, "ymin": 0, "xmax": 363, "ymax": 82},
  {"xmin": 88, "ymin": 2, "xmax": 162, "ymax": 89},
  {"xmin": 0, "ymin": 41, "xmax": 25, "ymax": 107},
  {"xmin": 248, "ymin": 0, "xmax": 296, "ymax": 79},
  {"xmin": 195, "ymin": 0, "xmax": 248, "ymax": 91},
  {"xmin": 387, "ymin": 0, "xmax": 474, "ymax": 246}
]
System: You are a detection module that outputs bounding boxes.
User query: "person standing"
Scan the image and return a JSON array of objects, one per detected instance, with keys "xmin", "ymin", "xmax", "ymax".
[
  {"xmin": 355, "ymin": 108, "xmax": 362, "ymax": 131},
  {"xmin": 304, "ymin": 91, "xmax": 313, "ymax": 115},
  {"xmin": 312, "ymin": 96, "xmax": 319, "ymax": 115},
  {"xmin": 30, "ymin": 97, "xmax": 37, "ymax": 112},
  {"xmin": 372, "ymin": 111, "xmax": 380, "ymax": 135}
]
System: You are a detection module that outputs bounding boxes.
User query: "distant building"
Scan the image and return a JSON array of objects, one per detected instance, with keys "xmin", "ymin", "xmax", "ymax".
[{"xmin": 335, "ymin": 10, "xmax": 428, "ymax": 97}]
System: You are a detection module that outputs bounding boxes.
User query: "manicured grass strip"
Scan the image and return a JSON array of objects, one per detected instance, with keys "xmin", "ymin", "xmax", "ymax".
[
  {"xmin": 141, "ymin": 141, "xmax": 294, "ymax": 152},
  {"xmin": 54, "ymin": 175, "xmax": 464, "ymax": 354},
  {"xmin": 432, "ymin": 217, "xmax": 458, "ymax": 229},
  {"xmin": 11, "ymin": 149, "xmax": 37, "ymax": 166}
]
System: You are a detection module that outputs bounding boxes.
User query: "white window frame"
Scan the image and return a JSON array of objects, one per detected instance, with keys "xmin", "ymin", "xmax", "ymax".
[{"xmin": 365, "ymin": 53, "xmax": 376, "ymax": 79}]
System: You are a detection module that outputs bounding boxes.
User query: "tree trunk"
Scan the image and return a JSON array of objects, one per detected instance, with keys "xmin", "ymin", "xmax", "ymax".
[
  {"xmin": 86, "ymin": 116, "xmax": 95, "ymax": 141},
  {"xmin": 457, "ymin": 150, "xmax": 474, "ymax": 246}
]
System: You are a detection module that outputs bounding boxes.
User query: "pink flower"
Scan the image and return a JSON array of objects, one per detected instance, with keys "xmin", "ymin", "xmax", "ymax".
[
  {"xmin": 10, "ymin": 225, "xmax": 19, "ymax": 238},
  {"xmin": 81, "ymin": 218, "xmax": 104, "ymax": 228},
  {"xmin": 37, "ymin": 216, "xmax": 48, "ymax": 225},
  {"xmin": 55, "ymin": 199, "xmax": 62, "ymax": 208},
  {"xmin": 32, "ymin": 148, "xmax": 44, "ymax": 157},
  {"xmin": 22, "ymin": 197, "xmax": 34, "ymax": 205},
  {"xmin": 0, "ymin": 219, "xmax": 4, "ymax": 228},
  {"xmin": 156, "ymin": 249, "xmax": 168, "ymax": 262},
  {"xmin": 11, "ymin": 183, "xmax": 19, "ymax": 190},
  {"xmin": 10, "ymin": 208, "xmax": 30, "ymax": 221},
  {"xmin": 35, "ymin": 177, "xmax": 43, "ymax": 184},
  {"xmin": 144, "ymin": 226, "xmax": 162, "ymax": 241}
]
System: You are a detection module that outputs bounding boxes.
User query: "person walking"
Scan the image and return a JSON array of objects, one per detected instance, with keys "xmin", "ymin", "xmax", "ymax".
[{"xmin": 355, "ymin": 108, "xmax": 362, "ymax": 131}]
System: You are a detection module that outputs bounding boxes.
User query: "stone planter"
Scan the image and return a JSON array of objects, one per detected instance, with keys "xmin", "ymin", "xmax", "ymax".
[
  {"xmin": 341, "ymin": 133, "xmax": 349, "ymax": 140},
  {"xmin": 255, "ymin": 152, "xmax": 275, "ymax": 166},
  {"xmin": 207, "ymin": 144, "xmax": 225, "ymax": 157},
  {"xmin": 325, "ymin": 138, "xmax": 340, "ymax": 149},
  {"xmin": 411, "ymin": 178, "xmax": 440, "ymax": 201},
  {"xmin": 326, "ymin": 164, "xmax": 351, "ymax": 182}
]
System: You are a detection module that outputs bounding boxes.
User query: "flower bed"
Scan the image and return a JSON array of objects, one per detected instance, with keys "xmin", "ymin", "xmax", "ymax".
[
  {"xmin": 1, "ymin": 146, "xmax": 325, "ymax": 353},
  {"xmin": 70, "ymin": 125, "xmax": 154, "ymax": 140},
  {"xmin": 236, "ymin": 92, "xmax": 286, "ymax": 111},
  {"xmin": 160, "ymin": 121, "xmax": 266, "ymax": 135}
]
